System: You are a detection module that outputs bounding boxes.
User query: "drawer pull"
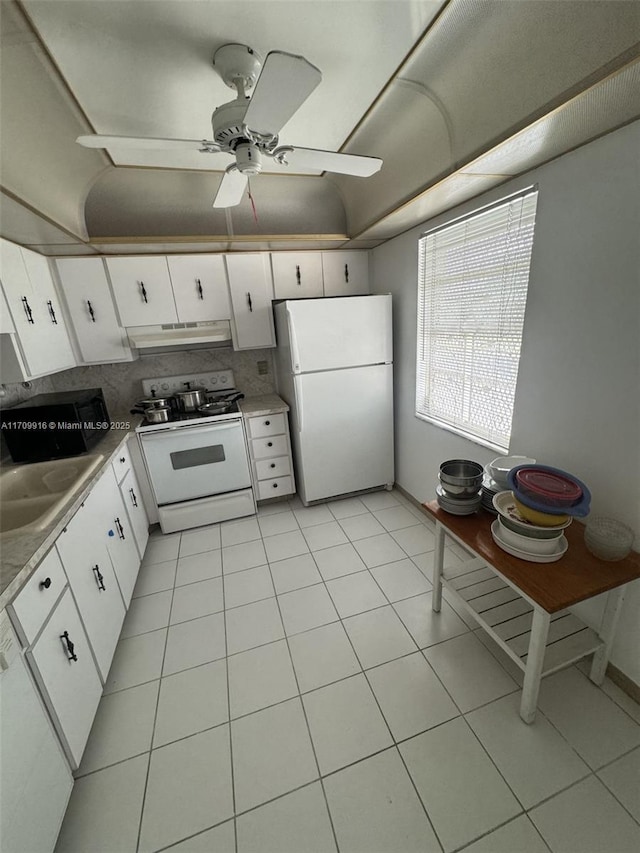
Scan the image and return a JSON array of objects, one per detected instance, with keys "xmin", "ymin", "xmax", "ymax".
[
  {"xmin": 270, "ymin": 463, "xmax": 276, "ymax": 468},
  {"xmin": 129, "ymin": 487, "xmax": 138, "ymax": 507},
  {"xmin": 115, "ymin": 517, "xmax": 125, "ymax": 540},
  {"xmin": 39, "ymin": 577, "xmax": 52, "ymax": 590},
  {"xmin": 47, "ymin": 300, "xmax": 58, "ymax": 324},
  {"xmin": 120, "ymin": 456, "xmax": 126, "ymax": 463},
  {"xmin": 267, "ymin": 441, "xmax": 273, "ymax": 447},
  {"xmin": 92, "ymin": 565, "xmax": 106, "ymax": 591},
  {"xmin": 273, "ymin": 483, "xmax": 278, "ymax": 489},
  {"xmin": 264, "ymin": 420, "xmax": 271, "ymax": 426},
  {"xmin": 60, "ymin": 631, "xmax": 78, "ymax": 663}
]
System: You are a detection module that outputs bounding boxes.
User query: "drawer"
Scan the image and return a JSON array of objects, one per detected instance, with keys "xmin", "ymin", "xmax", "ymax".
[
  {"xmin": 256, "ymin": 455, "xmax": 292, "ymax": 480},
  {"xmin": 111, "ymin": 443, "xmax": 132, "ymax": 483},
  {"xmin": 251, "ymin": 434, "xmax": 289, "ymax": 460},
  {"xmin": 247, "ymin": 413, "xmax": 286, "ymax": 439},
  {"xmin": 8, "ymin": 548, "xmax": 67, "ymax": 647},
  {"xmin": 257, "ymin": 475, "xmax": 294, "ymax": 500}
]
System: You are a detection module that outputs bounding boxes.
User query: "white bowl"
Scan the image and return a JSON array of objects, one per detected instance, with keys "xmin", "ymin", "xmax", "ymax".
[
  {"xmin": 489, "ymin": 455, "xmax": 536, "ymax": 488},
  {"xmin": 496, "ymin": 517, "xmax": 563, "ymax": 555}
]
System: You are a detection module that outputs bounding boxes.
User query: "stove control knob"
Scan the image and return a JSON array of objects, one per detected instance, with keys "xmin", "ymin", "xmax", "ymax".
[{"xmin": 161, "ymin": 383, "xmax": 170, "ymax": 391}]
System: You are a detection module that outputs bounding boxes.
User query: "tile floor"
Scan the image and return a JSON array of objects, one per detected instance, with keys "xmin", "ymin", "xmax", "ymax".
[{"xmin": 55, "ymin": 490, "xmax": 640, "ymax": 853}]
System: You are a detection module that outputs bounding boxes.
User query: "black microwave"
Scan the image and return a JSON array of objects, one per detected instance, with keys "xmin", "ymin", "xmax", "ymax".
[{"xmin": 0, "ymin": 389, "xmax": 111, "ymax": 463}]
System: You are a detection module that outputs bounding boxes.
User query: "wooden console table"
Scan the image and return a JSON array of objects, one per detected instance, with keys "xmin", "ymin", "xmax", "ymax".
[{"xmin": 421, "ymin": 501, "xmax": 640, "ymax": 723}]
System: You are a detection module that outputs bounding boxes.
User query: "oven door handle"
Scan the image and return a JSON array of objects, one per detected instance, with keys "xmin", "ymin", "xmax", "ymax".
[{"xmin": 140, "ymin": 421, "xmax": 242, "ymax": 438}]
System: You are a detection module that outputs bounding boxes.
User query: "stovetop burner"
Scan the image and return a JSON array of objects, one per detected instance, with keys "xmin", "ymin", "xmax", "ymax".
[{"xmin": 138, "ymin": 399, "xmax": 240, "ymax": 428}]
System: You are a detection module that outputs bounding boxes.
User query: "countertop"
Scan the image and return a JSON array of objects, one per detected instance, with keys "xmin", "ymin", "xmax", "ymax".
[
  {"xmin": 238, "ymin": 394, "xmax": 289, "ymax": 418},
  {"xmin": 0, "ymin": 394, "xmax": 289, "ymax": 609},
  {"xmin": 0, "ymin": 413, "xmax": 141, "ymax": 609}
]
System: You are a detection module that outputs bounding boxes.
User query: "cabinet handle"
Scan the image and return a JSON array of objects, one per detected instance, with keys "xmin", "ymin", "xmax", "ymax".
[
  {"xmin": 39, "ymin": 577, "xmax": 52, "ymax": 590},
  {"xmin": 92, "ymin": 565, "xmax": 106, "ymax": 591},
  {"xmin": 247, "ymin": 292, "xmax": 253, "ymax": 312},
  {"xmin": 22, "ymin": 296, "xmax": 34, "ymax": 324},
  {"xmin": 270, "ymin": 463, "xmax": 276, "ymax": 468},
  {"xmin": 139, "ymin": 281, "xmax": 148, "ymax": 303},
  {"xmin": 267, "ymin": 441, "xmax": 273, "ymax": 447},
  {"xmin": 87, "ymin": 300, "xmax": 96, "ymax": 322},
  {"xmin": 115, "ymin": 517, "xmax": 125, "ymax": 540},
  {"xmin": 47, "ymin": 300, "xmax": 58, "ymax": 324},
  {"xmin": 196, "ymin": 278, "xmax": 204, "ymax": 300},
  {"xmin": 60, "ymin": 631, "xmax": 78, "ymax": 662},
  {"xmin": 129, "ymin": 487, "xmax": 138, "ymax": 507},
  {"xmin": 120, "ymin": 457, "xmax": 126, "ymax": 463},
  {"xmin": 344, "ymin": 263, "xmax": 349, "ymax": 283},
  {"xmin": 264, "ymin": 420, "xmax": 270, "ymax": 426},
  {"xmin": 295, "ymin": 265, "xmax": 301, "ymax": 285},
  {"xmin": 272, "ymin": 483, "xmax": 279, "ymax": 489}
]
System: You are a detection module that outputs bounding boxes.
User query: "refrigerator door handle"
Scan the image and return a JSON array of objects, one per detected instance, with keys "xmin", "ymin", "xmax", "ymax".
[
  {"xmin": 294, "ymin": 375, "xmax": 304, "ymax": 432},
  {"xmin": 286, "ymin": 307, "xmax": 301, "ymax": 372}
]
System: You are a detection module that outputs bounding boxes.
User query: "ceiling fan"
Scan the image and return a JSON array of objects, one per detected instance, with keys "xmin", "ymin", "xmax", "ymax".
[{"xmin": 76, "ymin": 43, "xmax": 383, "ymax": 208}]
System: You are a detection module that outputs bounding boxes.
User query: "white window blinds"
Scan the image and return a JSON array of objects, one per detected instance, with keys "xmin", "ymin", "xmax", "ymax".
[{"xmin": 416, "ymin": 188, "xmax": 538, "ymax": 453}]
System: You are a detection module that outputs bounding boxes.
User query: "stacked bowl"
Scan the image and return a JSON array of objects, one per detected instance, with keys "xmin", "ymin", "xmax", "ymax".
[
  {"xmin": 507, "ymin": 464, "xmax": 591, "ymax": 524},
  {"xmin": 492, "ymin": 491, "xmax": 570, "ymax": 562},
  {"xmin": 437, "ymin": 460, "xmax": 483, "ymax": 515}
]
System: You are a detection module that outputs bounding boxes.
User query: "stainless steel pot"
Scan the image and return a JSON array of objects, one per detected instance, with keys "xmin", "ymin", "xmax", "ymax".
[
  {"xmin": 144, "ymin": 405, "xmax": 172, "ymax": 424},
  {"xmin": 174, "ymin": 388, "xmax": 207, "ymax": 412},
  {"xmin": 136, "ymin": 396, "xmax": 174, "ymax": 410}
]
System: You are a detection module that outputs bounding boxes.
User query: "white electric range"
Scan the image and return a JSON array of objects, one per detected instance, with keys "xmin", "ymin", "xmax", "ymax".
[{"xmin": 136, "ymin": 371, "xmax": 255, "ymax": 533}]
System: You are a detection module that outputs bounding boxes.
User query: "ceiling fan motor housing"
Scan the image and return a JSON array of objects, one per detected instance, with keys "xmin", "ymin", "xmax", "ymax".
[
  {"xmin": 235, "ymin": 142, "xmax": 263, "ymax": 175},
  {"xmin": 211, "ymin": 98, "xmax": 250, "ymax": 149}
]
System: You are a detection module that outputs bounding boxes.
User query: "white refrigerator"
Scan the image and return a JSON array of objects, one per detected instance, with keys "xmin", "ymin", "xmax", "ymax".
[{"xmin": 273, "ymin": 295, "xmax": 394, "ymax": 505}]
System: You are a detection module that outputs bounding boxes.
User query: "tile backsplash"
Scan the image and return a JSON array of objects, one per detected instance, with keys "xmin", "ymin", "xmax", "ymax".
[{"xmin": 0, "ymin": 347, "xmax": 275, "ymax": 459}]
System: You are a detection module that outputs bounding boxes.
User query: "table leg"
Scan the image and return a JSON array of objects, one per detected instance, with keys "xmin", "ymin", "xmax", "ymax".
[
  {"xmin": 589, "ymin": 585, "xmax": 627, "ymax": 685},
  {"xmin": 432, "ymin": 522, "xmax": 445, "ymax": 612},
  {"xmin": 520, "ymin": 608, "xmax": 551, "ymax": 724}
]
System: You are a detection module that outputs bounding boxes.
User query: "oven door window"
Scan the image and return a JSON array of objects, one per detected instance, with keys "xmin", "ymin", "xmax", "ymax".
[
  {"xmin": 170, "ymin": 445, "xmax": 225, "ymax": 470},
  {"xmin": 140, "ymin": 421, "xmax": 252, "ymax": 505}
]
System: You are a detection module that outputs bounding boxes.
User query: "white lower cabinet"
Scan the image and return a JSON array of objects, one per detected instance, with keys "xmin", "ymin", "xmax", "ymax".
[
  {"xmin": 26, "ymin": 587, "xmax": 103, "ymax": 769},
  {"xmin": 0, "ymin": 613, "xmax": 73, "ymax": 853},
  {"xmin": 56, "ymin": 503, "xmax": 125, "ymax": 681},
  {"xmin": 246, "ymin": 411, "xmax": 295, "ymax": 501},
  {"xmin": 119, "ymin": 466, "xmax": 150, "ymax": 559}
]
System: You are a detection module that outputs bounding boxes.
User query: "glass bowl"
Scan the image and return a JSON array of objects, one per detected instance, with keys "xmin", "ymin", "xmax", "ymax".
[{"xmin": 585, "ymin": 517, "xmax": 634, "ymax": 561}]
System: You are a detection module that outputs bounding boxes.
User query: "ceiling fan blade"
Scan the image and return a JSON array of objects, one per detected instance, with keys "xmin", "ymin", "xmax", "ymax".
[
  {"xmin": 243, "ymin": 51, "xmax": 321, "ymax": 137},
  {"xmin": 76, "ymin": 134, "xmax": 216, "ymax": 151},
  {"xmin": 212, "ymin": 169, "xmax": 248, "ymax": 208},
  {"xmin": 275, "ymin": 146, "xmax": 383, "ymax": 177}
]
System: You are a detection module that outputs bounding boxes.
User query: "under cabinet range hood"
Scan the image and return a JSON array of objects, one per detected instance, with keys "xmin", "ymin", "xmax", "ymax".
[{"xmin": 126, "ymin": 320, "xmax": 232, "ymax": 353}]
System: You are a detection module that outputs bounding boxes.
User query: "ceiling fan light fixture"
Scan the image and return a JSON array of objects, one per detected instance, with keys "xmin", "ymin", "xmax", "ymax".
[{"xmin": 235, "ymin": 142, "xmax": 263, "ymax": 175}]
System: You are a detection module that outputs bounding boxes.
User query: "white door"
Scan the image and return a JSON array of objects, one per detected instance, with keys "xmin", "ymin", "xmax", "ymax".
[
  {"xmin": 284, "ymin": 294, "xmax": 392, "ymax": 372},
  {"xmin": 120, "ymin": 466, "xmax": 150, "ymax": 559},
  {"xmin": 27, "ymin": 588, "xmax": 103, "ymax": 769},
  {"xmin": 106, "ymin": 256, "xmax": 178, "ymax": 325},
  {"xmin": 322, "ymin": 251, "xmax": 370, "ymax": 296},
  {"xmin": 56, "ymin": 504, "xmax": 125, "ymax": 681},
  {"xmin": 55, "ymin": 257, "xmax": 133, "ymax": 363},
  {"xmin": 140, "ymin": 420, "xmax": 252, "ymax": 505},
  {"xmin": 291, "ymin": 363, "xmax": 394, "ymax": 503},
  {"xmin": 225, "ymin": 254, "xmax": 276, "ymax": 349},
  {"xmin": 271, "ymin": 252, "xmax": 323, "ymax": 299},
  {"xmin": 167, "ymin": 254, "xmax": 231, "ymax": 322}
]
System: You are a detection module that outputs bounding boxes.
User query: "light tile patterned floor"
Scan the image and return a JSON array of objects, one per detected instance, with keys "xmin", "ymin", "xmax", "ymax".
[{"xmin": 56, "ymin": 490, "xmax": 640, "ymax": 853}]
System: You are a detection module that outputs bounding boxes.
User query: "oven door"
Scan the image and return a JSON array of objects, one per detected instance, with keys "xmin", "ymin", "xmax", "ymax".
[{"xmin": 140, "ymin": 420, "xmax": 251, "ymax": 505}]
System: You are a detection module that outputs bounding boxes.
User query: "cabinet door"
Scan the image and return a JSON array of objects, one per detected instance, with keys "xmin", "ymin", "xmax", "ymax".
[
  {"xmin": 90, "ymin": 468, "xmax": 141, "ymax": 608},
  {"xmin": 167, "ymin": 254, "xmax": 231, "ymax": 322},
  {"xmin": 322, "ymin": 251, "xmax": 370, "ymax": 296},
  {"xmin": 106, "ymin": 256, "xmax": 178, "ymax": 326},
  {"xmin": 55, "ymin": 257, "xmax": 133, "ymax": 364},
  {"xmin": 0, "ymin": 282, "xmax": 15, "ymax": 333},
  {"xmin": 119, "ymin": 466, "xmax": 150, "ymax": 560},
  {"xmin": 0, "ymin": 614, "xmax": 73, "ymax": 853},
  {"xmin": 56, "ymin": 505, "xmax": 125, "ymax": 682},
  {"xmin": 225, "ymin": 254, "xmax": 276, "ymax": 349},
  {"xmin": 271, "ymin": 252, "xmax": 323, "ymax": 299},
  {"xmin": 0, "ymin": 240, "xmax": 75, "ymax": 377},
  {"xmin": 27, "ymin": 588, "xmax": 103, "ymax": 769}
]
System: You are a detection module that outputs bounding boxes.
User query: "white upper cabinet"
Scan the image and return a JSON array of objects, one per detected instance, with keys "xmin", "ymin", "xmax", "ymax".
[
  {"xmin": 225, "ymin": 254, "xmax": 276, "ymax": 349},
  {"xmin": 106, "ymin": 256, "xmax": 178, "ymax": 326},
  {"xmin": 55, "ymin": 257, "xmax": 134, "ymax": 364},
  {"xmin": 321, "ymin": 251, "xmax": 370, "ymax": 296},
  {"xmin": 167, "ymin": 254, "xmax": 231, "ymax": 323},
  {"xmin": 271, "ymin": 252, "xmax": 324, "ymax": 299},
  {"xmin": 0, "ymin": 239, "xmax": 76, "ymax": 381}
]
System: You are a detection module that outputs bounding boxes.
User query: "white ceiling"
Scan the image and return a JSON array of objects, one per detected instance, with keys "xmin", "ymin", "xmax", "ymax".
[{"xmin": 1, "ymin": 0, "xmax": 639, "ymax": 254}]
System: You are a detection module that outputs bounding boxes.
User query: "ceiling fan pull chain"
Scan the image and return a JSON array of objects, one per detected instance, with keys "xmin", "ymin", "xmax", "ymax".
[
  {"xmin": 197, "ymin": 278, "xmax": 204, "ymax": 299},
  {"xmin": 139, "ymin": 281, "xmax": 148, "ymax": 303},
  {"xmin": 296, "ymin": 265, "xmax": 301, "ymax": 285}
]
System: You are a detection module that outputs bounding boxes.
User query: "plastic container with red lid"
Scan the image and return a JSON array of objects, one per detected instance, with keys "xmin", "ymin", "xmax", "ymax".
[{"xmin": 507, "ymin": 464, "xmax": 591, "ymax": 514}]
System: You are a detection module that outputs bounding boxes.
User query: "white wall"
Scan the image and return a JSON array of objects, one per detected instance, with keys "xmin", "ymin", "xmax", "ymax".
[{"xmin": 371, "ymin": 120, "xmax": 640, "ymax": 684}]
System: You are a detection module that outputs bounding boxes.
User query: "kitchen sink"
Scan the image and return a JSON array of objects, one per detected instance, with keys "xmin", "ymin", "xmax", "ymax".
[{"xmin": 0, "ymin": 453, "xmax": 104, "ymax": 537}]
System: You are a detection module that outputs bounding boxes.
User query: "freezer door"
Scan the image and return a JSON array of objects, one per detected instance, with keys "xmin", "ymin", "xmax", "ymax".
[
  {"xmin": 291, "ymin": 363, "xmax": 394, "ymax": 504},
  {"xmin": 284, "ymin": 295, "xmax": 392, "ymax": 372}
]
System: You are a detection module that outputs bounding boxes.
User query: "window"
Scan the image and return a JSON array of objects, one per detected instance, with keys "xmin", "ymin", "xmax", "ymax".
[{"xmin": 416, "ymin": 187, "xmax": 538, "ymax": 453}]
